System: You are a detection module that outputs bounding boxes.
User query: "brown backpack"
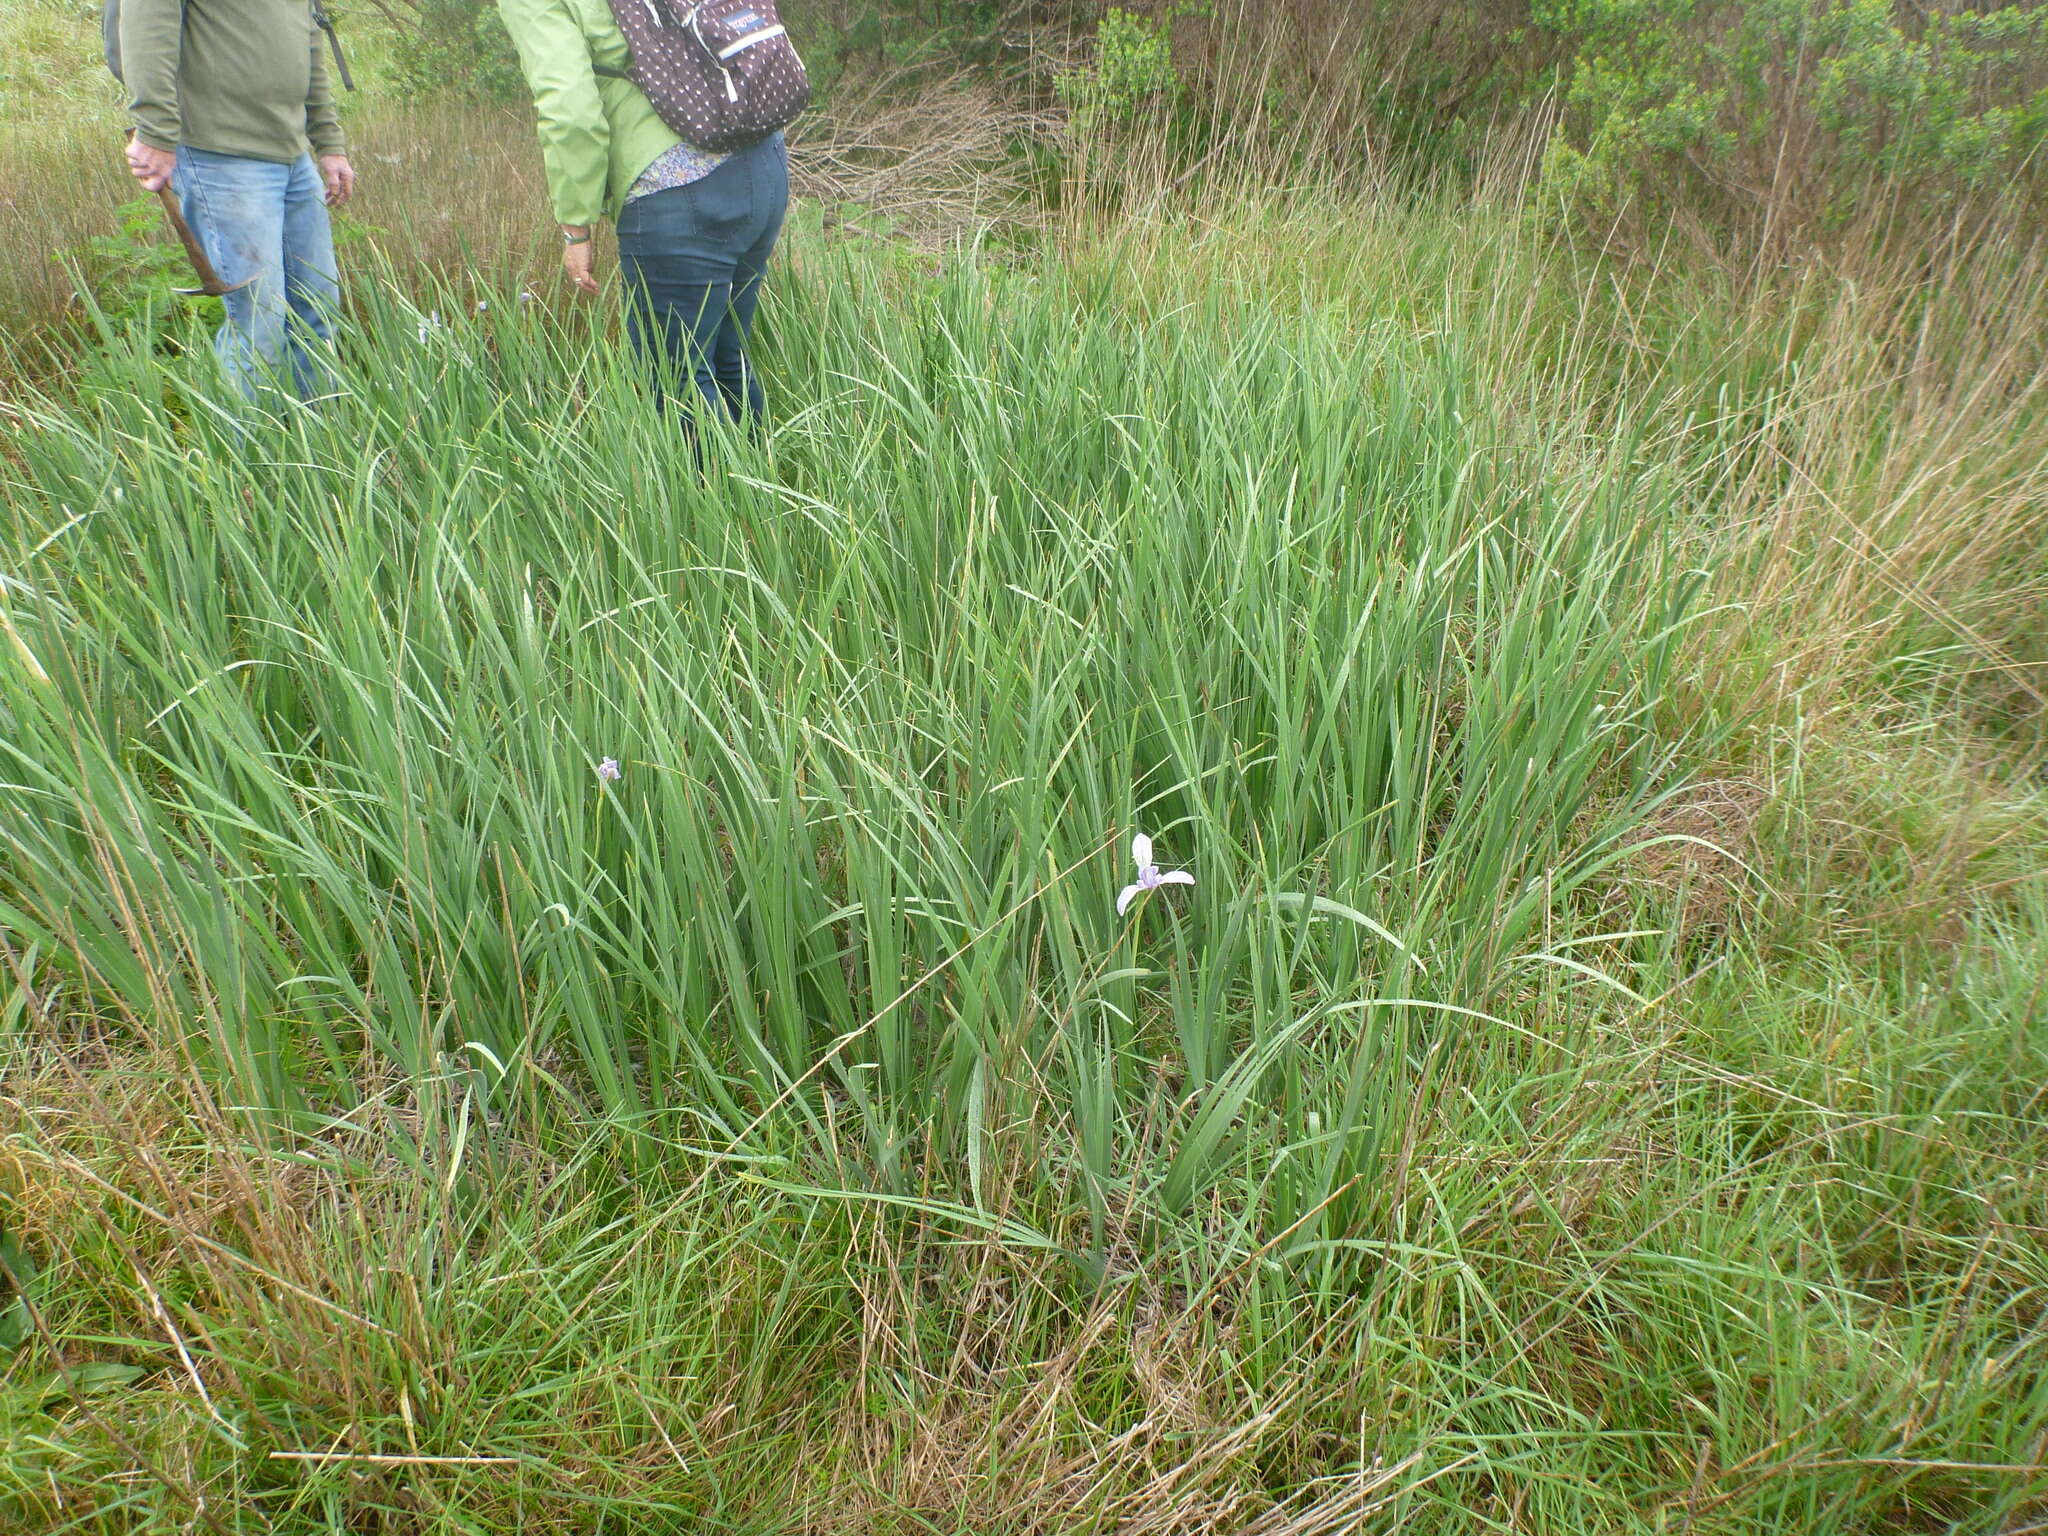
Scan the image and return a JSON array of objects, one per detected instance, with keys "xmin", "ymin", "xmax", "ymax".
[{"xmin": 600, "ymin": 0, "xmax": 809, "ymax": 154}]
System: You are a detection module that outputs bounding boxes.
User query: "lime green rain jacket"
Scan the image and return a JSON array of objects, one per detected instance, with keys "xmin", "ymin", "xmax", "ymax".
[{"xmin": 496, "ymin": 0, "xmax": 682, "ymax": 224}]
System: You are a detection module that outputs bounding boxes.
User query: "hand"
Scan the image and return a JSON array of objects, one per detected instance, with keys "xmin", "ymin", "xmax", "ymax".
[
  {"xmin": 561, "ymin": 233, "xmax": 599, "ymax": 297},
  {"xmin": 318, "ymin": 155, "xmax": 356, "ymax": 207},
  {"xmin": 125, "ymin": 137, "xmax": 177, "ymax": 192}
]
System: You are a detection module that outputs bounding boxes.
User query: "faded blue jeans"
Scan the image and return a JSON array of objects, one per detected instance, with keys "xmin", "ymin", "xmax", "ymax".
[
  {"xmin": 172, "ymin": 146, "xmax": 339, "ymax": 399},
  {"xmin": 615, "ymin": 131, "xmax": 788, "ymax": 425}
]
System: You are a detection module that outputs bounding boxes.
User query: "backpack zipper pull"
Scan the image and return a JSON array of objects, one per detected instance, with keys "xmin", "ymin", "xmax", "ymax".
[{"xmin": 721, "ymin": 65, "xmax": 737, "ymax": 102}]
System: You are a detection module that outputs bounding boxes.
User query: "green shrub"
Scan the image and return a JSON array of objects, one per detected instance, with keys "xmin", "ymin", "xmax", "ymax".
[
  {"xmin": 59, "ymin": 194, "xmax": 221, "ymax": 350},
  {"xmin": 773, "ymin": 0, "xmax": 1017, "ymax": 115},
  {"xmin": 1536, "ymin": 0, "xmax": 2048, "ymax": 243},
  {"xmin": 390, "ymin": 0, "xmax": 527, "ymax": 102},
  {"xmin": 1057, "ymin": 6, "xmax": 1185, "ymax": 132}
]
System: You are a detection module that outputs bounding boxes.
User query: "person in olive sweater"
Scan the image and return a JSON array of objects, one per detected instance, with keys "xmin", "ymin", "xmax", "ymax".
[{"xmin": 120, "ymin": 0, "xmax": 358, "ymax": 398}]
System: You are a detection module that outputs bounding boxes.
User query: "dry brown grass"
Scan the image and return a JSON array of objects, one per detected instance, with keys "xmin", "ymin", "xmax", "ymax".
[
  {"xmin": 795, "ymin": 71, "xmax": 1057, "ymax": 241},
  {"xmin": 1628, "ymin": 777, "xmax": 1771, "ymax": 938},
  {"xmin": 0, "ymin": 116, "xmax": 136, "ymax": 364},
  {"xmin": 1723, "ymin": 237, "xmax": 2048, "ymax": 730},
  {"xmin": 790, "ymin": 1222, "xmax": 1422, "ymax": 1535},
  {"xmin": 1, "ymin": 1055, "xmax": 1497, "ymax": 1533}
]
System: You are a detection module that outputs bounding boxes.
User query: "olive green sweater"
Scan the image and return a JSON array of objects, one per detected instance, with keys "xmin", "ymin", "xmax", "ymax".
[{"xmin": 122, "ymin": 0, "xmax": 345, "ymax": 162}]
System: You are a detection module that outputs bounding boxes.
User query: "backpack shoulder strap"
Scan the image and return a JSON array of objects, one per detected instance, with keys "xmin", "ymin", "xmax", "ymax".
[{"xmin": 309, "ymin": 1, "xmax": 355, "ymax": 91}]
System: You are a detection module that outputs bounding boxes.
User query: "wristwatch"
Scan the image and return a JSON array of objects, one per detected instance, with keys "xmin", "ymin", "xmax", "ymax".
[{"xmin": 562, "ymin": 228, "xmax": 592, "ymax": 246}]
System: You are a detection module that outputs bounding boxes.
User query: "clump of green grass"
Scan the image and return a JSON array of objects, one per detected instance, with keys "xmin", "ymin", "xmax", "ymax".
[
  {"xmin": 3, "ymin": 249, "xmax": 1692, "ymax": 1183},
  {"xmin": 1, "ymin": 229, "xmax": 2043, "ymax": 1533}
]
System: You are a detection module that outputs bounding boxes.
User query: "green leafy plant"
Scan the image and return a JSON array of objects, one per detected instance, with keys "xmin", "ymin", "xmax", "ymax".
[
  {"xmin": 0, "ymin": 1230, "xmax": 37, "ymax": 1354},
  {"xmin": 60, "ymin": 194, "xmax": 221, "ymax": 347},
  {"xmin": 1535, "ymin": 0, "xmax": 2048, "ymax": 245},
  {"xmin": 57, "ymin": 200, "xmax": 380, "ymax": 366},
  {"xmin": 1057, "ymin": 6, "xmax": 1184, "ymax": 132},
  {"xmin": 389, "ymin": 0, "xmax": 527, "ymax": 101}
]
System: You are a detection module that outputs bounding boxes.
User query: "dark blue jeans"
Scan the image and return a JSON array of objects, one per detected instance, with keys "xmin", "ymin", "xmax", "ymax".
[{"xmin": 616, "ymin": 132, "xmax": 789, "ymax": 424}]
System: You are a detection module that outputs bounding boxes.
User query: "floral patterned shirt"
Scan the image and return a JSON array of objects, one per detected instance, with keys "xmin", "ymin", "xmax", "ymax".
[{"xmin": 626, "ymin": 139, "xmax": 729, "ymax": 202}]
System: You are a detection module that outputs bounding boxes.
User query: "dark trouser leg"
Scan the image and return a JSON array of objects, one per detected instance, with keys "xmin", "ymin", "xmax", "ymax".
[
  {"xmin": 618, "ymin": 263, "xmax": 733, "ymax": 421},
  {"xmin": 711, "ymin": 139, "xmax": 789, "ymax": 424},
  {"xmin": 614, "ymin": 132, "xmax": 791, "ymax": 427},
  {"xmin": 617, "ymin": 180, "xmax": 738, "ymax": 423}
]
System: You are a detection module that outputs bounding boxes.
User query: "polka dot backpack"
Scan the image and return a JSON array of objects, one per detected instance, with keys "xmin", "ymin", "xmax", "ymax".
[{"xmin": 602, "ymin": 0, "xmax": 810, "ymax": 153}]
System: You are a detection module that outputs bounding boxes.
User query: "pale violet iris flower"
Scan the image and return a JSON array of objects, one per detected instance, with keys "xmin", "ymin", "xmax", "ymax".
[
  {"xmin": 597, "ymin": 757, "xmax": 622, "ymax": 782},
  {"xmin": 1117, "ymin": 833, "xmax": 1193, "ymax": 917}
]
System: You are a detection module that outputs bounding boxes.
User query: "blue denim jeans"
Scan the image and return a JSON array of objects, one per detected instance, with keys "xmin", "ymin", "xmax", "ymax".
[
  {"xmin": 172, "ymin": 147, "xmax": 339, "ymax": 400},
  {"xmin": 615, "ymin": 132, "xmax": 789, "ymax": 424}
]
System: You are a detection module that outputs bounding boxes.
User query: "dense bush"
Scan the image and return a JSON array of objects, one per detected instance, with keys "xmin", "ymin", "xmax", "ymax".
[
  {"xmin": 1062, "ymin": 0, "xmax": 2048, "ymax": 239},
  {"xmin": 1535, "ymin": 0, "xmax": 2048, "ymax": 243},
  {"xmin": 388, "ymin": 0, "xmax": 527, "ymax": 101},
  {"xmin": 1055, "ymin": 4, "xmax": 1183, "ymax": 130}
]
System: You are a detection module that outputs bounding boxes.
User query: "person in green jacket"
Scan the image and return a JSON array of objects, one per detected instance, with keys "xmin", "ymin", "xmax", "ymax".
[
  {"xmin": 121, "ymin": 0, "xmax": 357, "ymax": 398},
  {"xmin": 498, "ymin": 0, "xmax": 790, "ymax": 425}
]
